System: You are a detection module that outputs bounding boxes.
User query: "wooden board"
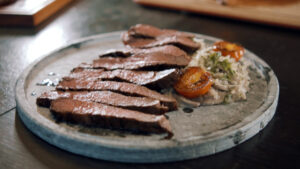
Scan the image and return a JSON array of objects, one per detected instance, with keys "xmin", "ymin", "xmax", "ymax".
[
  {"xmin": 15, "ymin": 31, "xmax": 279, "ymax": 163},
  {"xmin": 134, "ymin": 0, "xmax": 300, "ymax": 30},
  {"xmin": 0, "ymin": 0, "xmax": 73, "ymax": 26}
]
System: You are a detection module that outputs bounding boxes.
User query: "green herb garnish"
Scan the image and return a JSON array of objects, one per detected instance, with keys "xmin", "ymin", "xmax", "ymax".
[{"xmin": 206, "ymin": 52, "xmax": 235, "ymax": 80}]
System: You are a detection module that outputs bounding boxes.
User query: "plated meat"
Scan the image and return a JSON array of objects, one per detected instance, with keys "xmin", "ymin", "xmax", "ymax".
[
  {"xmin": 100, "ymin": 45, "xmax": 188, "ymax": 59},
  {"xmin": 81, "ymin": 49, "xmax": 190, "ymax": 70},
  {"xmin": 56, "ymin": 79, "xmax": 177, "ymax": 111},
  {"xmin": 69, "ymin": 67, "xmax": 180, "ymax": 89},
  {"xmin": 122, "ymin": 24, "xmax": 200, "ymax": 52},
  {"xmin": 50, "ymin": 99, "xmax": 173, "ymax": 137},
  {"xmin": 35, "ymin": 24, "xmax": 201, "ymax": 138},
  {"xmin": 125, "ymin": 24, "xmax": 194, "ymax": 38},
  {"xmin": 37, "ymin": 91, "xmax": 168, "ymax": 114}
]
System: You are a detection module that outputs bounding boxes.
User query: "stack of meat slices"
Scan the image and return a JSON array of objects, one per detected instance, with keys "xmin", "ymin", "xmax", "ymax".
[{"xmin": 36, "ymin": 24, "xmax": 200, "ymax": 138}]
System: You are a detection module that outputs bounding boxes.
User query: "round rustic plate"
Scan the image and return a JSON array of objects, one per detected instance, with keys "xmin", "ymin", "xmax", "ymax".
[{"xmin": 15, "ymin": 31, "xmax": 279, "ymax": 163}]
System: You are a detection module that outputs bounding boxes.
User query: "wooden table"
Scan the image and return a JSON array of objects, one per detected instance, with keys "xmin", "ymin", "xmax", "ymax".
[{"xmin": 0, "ymin": 0, "xmax": 299, "ymax": 168}]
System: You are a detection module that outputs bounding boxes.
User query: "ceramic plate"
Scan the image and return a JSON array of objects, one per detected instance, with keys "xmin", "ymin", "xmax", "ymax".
[{"xmin": 15, "ymin": 31, "xmax": 279, "ymax": 163}]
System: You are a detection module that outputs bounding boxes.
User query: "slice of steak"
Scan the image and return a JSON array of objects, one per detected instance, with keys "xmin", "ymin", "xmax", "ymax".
[
  {"xmin": 123, "ymin": 35, "xmax": 200, "ymax": 53},
  {"xmin": 122, "ymin": 24, "xmax": 200, "ymax": 53},
  {"xmin": 50, "ymin": 98, "xmax": 173, "ymax": 137},
  {"xmin": 82, "ymin": 48, "xmax": 190, "ymax": 70},
  {"xmin": 100, "ymin": 49, "xmax": 132, "ymax": 58},
  {"xmin": 56, "ymin": 80, "xmax": 177, "ymax": 111},
  {"xmin": 69, "ymin": 67, "xmax": 181, "ymax": 89},
  {"xmin": 99, "ymin": 45, "xmax": 188, "ymax": 59},
  {"xmin": 126, "ymin": 24, "xmax": 195, "ymax": 39},
  {"xmin": 37, "ymin": 90, "xmax": 168, "ymax": 114}
]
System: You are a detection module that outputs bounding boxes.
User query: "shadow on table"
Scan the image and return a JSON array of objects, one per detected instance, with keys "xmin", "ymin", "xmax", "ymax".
[{"xmin": 14, "ymin": 109, "xmax": 272, "ymax": 169}]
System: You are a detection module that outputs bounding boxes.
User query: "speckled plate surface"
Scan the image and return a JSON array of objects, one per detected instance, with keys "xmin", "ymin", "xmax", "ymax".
[{"xmin": 15, "ymin": 31, "xmax": 279, "ymax": 163}]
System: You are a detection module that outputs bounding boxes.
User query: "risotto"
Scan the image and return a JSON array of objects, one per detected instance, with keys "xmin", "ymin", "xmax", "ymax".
[{"xmin": 184, "ymin": 38, "xmax": 251, "ymax": 106}]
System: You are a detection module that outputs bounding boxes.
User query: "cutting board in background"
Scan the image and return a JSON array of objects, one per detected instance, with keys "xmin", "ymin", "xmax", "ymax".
[
  {"xmin": 0, "ymin": 0, "xmax": 73, "ymax": 26},
  {"xmin": 134, "ymin": 0, "xmax": 300, "ymax": 30}
]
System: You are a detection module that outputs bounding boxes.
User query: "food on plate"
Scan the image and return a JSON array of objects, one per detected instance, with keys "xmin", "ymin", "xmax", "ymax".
[
  {"xmin": 36, "ymin": 24, "xmax": 251, "ymax": 138},
  {"xmin": 122, "ymin": 24, "xmax": 200, "ymax": 52},
  {"xmin": 80, "ymin": 45, "xmax": 190, "ymax": 70},
  {"xmin": 213, "ymin": 41, "xmax": 244, "ymax": 61},
  {"xmin": 124, "ymin": 23, "xmax": 195, "ymax": 38},
  {"xmin": 174, "ymin": 67, "xmax": 213, "ymax": 98},
  {"xmin": 37, "ymin": 91, "xmax": 168, "ymax": 114},
  {"xmin": 56, "ymin": 80, "xmax": 177, "ymax": 111},
  {"xmin": 100, "ymin": 45, "xmax": 189, "ymax": 59},
  {"xmin": 50, "ymin": 99, "xmax": 173, "ymax": 137},
  {"xmin": 187, "ymin": 39, "xmax": 250, "ymax": 105},
  {"xmin": 68, "ymin": 68, "xmax": 181, "ymax": 89}
]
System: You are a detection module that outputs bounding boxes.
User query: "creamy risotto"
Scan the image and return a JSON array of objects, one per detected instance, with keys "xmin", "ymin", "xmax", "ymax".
[{"xmin": 185, "ymin": 38, "xmax": 250, "ymax": 105}]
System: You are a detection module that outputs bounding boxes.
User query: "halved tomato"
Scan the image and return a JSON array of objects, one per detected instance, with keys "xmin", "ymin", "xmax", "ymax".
[
  {"xmin": 213, "ymin": 41, "xmax": 244, "ymax": 61},
  {"xmin": 174, "ymin": 67, "xmax": 212, "ymax": 98}
]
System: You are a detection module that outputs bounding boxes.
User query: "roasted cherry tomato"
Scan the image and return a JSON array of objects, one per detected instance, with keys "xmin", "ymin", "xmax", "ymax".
[
  {"xmin": 213, "ymin": 41, "xmax": 244, "ymax": 61},
  {"xmin": 174, "ymin": 67, "xmax": 212, "ymax": 98}
]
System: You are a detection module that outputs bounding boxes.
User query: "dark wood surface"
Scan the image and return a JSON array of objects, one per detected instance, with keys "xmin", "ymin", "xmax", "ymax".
[{"xmin": 0, "ymin": 0, "xmax": 299, "ymax": 168}]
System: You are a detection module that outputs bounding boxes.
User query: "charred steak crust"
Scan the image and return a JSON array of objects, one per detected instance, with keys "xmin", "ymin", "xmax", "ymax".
[
  {"xmin": 50, "ymin": 99, "xmax": 173, "ymax": 136},
  {"xmin": 122, "ymin": 24, "xmax": 200, "ymax": 52},
  {"xmin": 37, "ymin": 90, "xmax": 168, "ymax": 114}
]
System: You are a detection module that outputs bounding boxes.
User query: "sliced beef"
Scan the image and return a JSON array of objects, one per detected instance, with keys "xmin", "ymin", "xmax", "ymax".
[
  {"xmin": 56, "ymin": 80, "xmax": 177, "ymax": 111},
  {"xmin": 99, "ymin": 45, "xmax": 188, "ymax": 59},
  {"xmin": 100, "ymin": 49, "xmax": 132, "ymax": 58},
  {"xmin": 123, "ymin": 35, "xmax": 200, "ymax": 53},
  {"xmin": 69, "ymin": 67, "xmax": 181, "ymax": 89},
  {"xmin": 122, "ymin": 24, "xmax": 200, "ymax": 53},
  {"xmin": 126, "ymin": 24, "xmax": 195, "ymax": 39},
  {"xmin": 81, "ymin": 47, "xmax": 190, "ymax": 70},
  {"xmin": 37, "ymin": 90, "xmax": 168, "ymax": 114},
  {"xmin": 50, "ymin": 99, "xmax": 173, "ymax": 137}
]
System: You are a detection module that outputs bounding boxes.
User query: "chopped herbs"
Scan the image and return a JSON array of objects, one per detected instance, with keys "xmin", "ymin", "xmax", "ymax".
[{"xmin": 205, "ymin": 52, "xmax": 235, "ymax": 80}]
